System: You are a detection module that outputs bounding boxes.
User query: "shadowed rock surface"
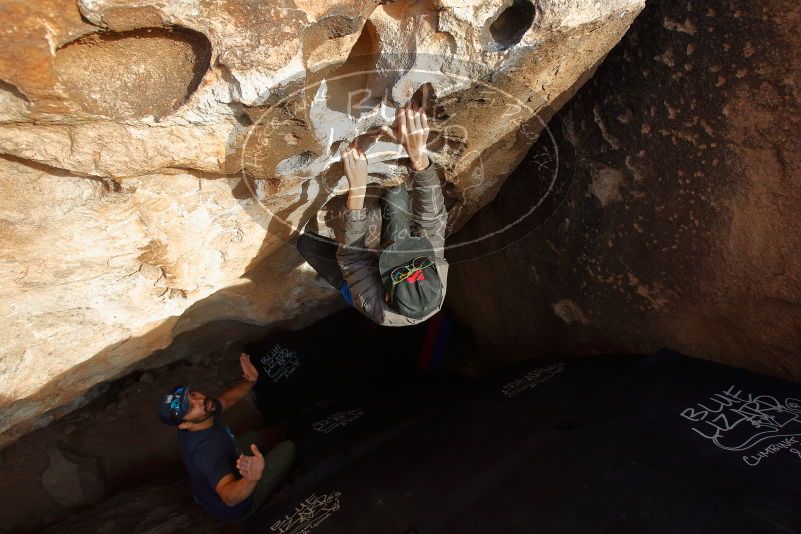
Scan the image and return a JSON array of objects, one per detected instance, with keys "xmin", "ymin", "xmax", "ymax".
[{"xmin": 446, "ymin": 0, "xmax": 801, "ymax": 379}]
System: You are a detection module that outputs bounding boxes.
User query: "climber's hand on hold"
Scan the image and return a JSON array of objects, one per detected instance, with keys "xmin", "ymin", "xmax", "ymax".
[
  {"xmin": 382, "ymin": 103, "xmax": 430, "ymax": 171},
  {"xmin": 342, "ymin": 144, "xmax": 368, "ymax": 210},
  {"xmin": 341, "ymin": 144, "xmax": 368, "ymax": 189}
]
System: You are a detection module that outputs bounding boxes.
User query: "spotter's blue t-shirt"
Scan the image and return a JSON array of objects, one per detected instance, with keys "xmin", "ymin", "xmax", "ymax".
[{"xmin": 177, "ymin": 400, "xmax": 251, "ymax": 520}]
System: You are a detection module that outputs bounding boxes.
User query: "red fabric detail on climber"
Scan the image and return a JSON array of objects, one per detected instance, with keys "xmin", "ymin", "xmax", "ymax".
[
  {"xmin": 407, "ymin": 270, "xmax": 426, "ymax": 284},
  {"xmin": 418, "ymin": 312, "xmax": 443, "ymax": 369}
]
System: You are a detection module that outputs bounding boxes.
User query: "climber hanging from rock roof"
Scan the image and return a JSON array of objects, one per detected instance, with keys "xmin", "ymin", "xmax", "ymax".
[{"xmin": 297, "ymin": 104, "xmax": 448, "ymax": 326}]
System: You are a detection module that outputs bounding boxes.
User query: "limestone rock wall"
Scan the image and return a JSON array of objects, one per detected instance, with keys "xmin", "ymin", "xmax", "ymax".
[
  {"xmin": 446, "ymin": 0, "xmax": 801, "ymax": 379},
  {"xmin": 0, "ymin": 0, "xmax": 643, "ymax": 446}
]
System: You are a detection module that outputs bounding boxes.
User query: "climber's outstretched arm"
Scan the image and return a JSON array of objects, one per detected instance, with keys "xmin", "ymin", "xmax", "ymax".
[
  {"xmin": 410, "ymin": 162, "xmax": 446, "ymax": 254},
  {"xmin": 336, "ymin": 145, "xmax": 386, "ymax": 324},
  {"xmin": 384, "ymin": 104, "xmax": 447, "ymax": 254}
]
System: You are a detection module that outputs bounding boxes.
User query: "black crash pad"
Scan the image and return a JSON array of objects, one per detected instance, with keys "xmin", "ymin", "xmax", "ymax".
[
  {"xmin": 244, "ymin": 308, "xmax": 481, "ymax": 466},
  {"xmin": 431, "ymin": 350, "xmax": 801, "ymax": 534},
  {"xmin": 247, "ymin": 353, "xmax": 644, "ymax": 533},
  {"xmin": 244, "ymin": 309, "xmax": 476, "ymax": 424},
  {"xmin": 249, "ymin": 350, "xmax": 801, "ymax": 534}
]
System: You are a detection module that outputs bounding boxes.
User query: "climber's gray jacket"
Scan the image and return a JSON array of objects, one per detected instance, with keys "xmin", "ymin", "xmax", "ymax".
[{"xmin": 336, "ymin": 162, "xmax": 448, "ymax": 326}]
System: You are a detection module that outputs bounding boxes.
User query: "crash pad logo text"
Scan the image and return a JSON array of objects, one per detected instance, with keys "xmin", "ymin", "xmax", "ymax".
[
  {"xmin": 312, "ymin": 409, "xmax": 365, "ymax": 434},
  {"xmin": 260, "ymin": 343, "xmax": 301, "ymax": 382},
  {"xmin": 502, "ymin": 363, "xmax": 564, "ymax": 398},
  {"xmin": 271, "ymin": 492, "xmax": 341, "ymax": 534},
  {"xmin": 680, "ymin": 385, "xmax": 801, "ymax": 466}
]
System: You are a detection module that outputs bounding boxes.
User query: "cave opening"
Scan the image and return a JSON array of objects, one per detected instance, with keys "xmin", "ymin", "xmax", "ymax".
[{"xmin": 488, "ymin": 0, "xmax": 536, "ymax": 51}]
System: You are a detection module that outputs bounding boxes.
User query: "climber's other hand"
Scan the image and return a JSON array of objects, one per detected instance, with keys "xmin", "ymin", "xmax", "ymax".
[
  {"xmin": 341, "ymin": 145, "xmax": 368, "ymax": 191},
  {"xmin": 395, "ymin": 104, "xmax": 430, "ymax": 171}
]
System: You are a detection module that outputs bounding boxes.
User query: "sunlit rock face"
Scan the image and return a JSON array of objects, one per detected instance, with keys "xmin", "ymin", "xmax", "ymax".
[
  {"xmin": 0, "ymin": 0, "xmax": 643, "ymax": 446},
  {"xmin": 446, "ymin": 0, "xmax": 801, "ymax": 380}
]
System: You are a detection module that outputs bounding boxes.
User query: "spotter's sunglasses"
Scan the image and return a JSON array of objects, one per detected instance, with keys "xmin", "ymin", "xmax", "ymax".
[{"xmin": 169, "ymin": 386, "xmax": 188, "ymax": 421}]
